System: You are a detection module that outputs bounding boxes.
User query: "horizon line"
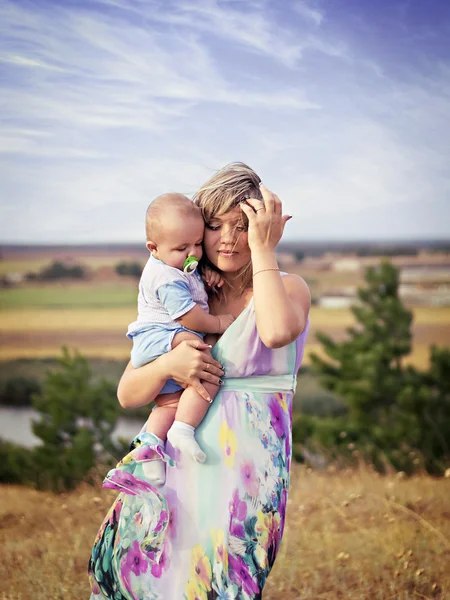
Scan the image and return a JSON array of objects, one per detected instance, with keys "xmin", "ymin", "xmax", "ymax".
[{"xmin": 2, "ymin": 239, "xmax": 450, "ymax": 248}]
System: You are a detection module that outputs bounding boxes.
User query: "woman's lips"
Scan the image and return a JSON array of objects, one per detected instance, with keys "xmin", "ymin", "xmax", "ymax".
[{"xmin": 218, "ymin": 250, "xmax": 237, "ymax": 257}]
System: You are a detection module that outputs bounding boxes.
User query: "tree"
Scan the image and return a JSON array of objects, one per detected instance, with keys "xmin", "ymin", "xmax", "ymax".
[
  {"xmin": 31, "ymin": 348, "xmax": 121, "ymax": 491},
  {"xmin": 396, "ymin": 346, "xmax": 450, "ymax": 473},
  {"xmin": 308, "ymin": 260, "xmax": 450, "ymax": 473},
  {"xmin": 38, "ymin": 261, "xmax": 86, "ymax": 280},
  {"xmin": 310, "ymin": 261, "xmax": 412, "ymax": 430}
]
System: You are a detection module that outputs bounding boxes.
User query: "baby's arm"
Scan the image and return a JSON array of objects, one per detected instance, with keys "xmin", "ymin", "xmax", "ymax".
[
  {"xmin": 202, "ymin": 266, "xmax": 224, "ymax": 290},
  {"xmin": 177, "ymin": 305, "xmax": 234, "ymax": 334},
  {"xmin": 157, "ymin": 279, "xmax": 234, "ymax": 334}
]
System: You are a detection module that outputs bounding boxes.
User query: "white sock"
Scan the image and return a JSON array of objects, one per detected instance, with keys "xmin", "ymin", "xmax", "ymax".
[
  {"xmin": 167, "ymin": 421, "xmax": 206, "ymax": 464},
  {"xmin": 142, "ymin": 434, "xmax": 166, "ymax": 486},
  {"xmin": 152, "ymin": 435, "xmax": 165, "ymax": 447}
]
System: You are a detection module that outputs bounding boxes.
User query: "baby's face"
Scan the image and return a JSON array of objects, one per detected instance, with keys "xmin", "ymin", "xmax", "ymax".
[{"xmin": 153, "ymin": 211, "xmax": 204, "ymax": 270}]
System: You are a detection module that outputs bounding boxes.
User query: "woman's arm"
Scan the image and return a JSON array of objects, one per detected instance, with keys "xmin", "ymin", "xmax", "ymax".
[
  {"xmin": 240, "ymin": 184, "xmax": 311, "ymax": 349},
  {"xmin": 252, "ymin": 259, "xmax": 310, "ymax": 348},
  {"xmin": 117, "ymin": 339, "xmax": 225, "ymax": 409}
]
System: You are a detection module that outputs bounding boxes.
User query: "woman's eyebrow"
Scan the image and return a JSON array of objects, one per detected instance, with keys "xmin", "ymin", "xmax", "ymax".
[{"xmin": 208, "ymin": 216, "xmax": 242, "ymax": 224}]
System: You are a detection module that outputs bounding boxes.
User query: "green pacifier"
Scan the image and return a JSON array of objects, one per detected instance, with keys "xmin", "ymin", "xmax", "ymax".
[{"xmin": 183, "ymin": 256, "xmax": 199, "ymax": 274}]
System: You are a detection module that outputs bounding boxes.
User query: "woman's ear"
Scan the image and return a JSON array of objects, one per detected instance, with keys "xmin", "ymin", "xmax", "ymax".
[{"xmin": 146, "ymin": 240, "xmax": 157, "ymax": 254}]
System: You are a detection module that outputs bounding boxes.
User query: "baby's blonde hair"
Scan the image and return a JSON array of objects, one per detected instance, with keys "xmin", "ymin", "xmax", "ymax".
[
  {"xmin": 192, "ymin": 162, "xmax": 263, "ymax": 296},
  {"xmin": 145, "ymin": 193, "xmax": 201, "ymax": 242}
]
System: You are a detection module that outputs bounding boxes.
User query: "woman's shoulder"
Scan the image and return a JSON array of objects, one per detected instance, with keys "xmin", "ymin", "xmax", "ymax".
[
  {"xmin": 245, "ymin": 274, "xmax": 310, "ymax": 310},
  {"xmin": 281, "ymin": 273, "xmax": 310, "ymax": 294},
  {"xmin": 281, "ymin": 273, "xmax": 311, "ymax": 315}
]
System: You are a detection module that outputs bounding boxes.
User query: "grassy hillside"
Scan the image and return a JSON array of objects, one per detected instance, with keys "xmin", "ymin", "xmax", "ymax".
[{"xmin": 1, "ymin": 466, "xmax": 449, "ymax": 599}]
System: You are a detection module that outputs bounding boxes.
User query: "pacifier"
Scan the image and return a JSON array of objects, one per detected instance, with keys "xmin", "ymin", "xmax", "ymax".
[{"xmin": 183, "ymin": 256, "xmax": 199, "ymax": 274}]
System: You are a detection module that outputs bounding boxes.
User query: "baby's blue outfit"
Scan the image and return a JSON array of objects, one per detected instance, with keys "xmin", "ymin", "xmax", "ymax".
[{"xmin": 127, "ymin": 255, "xmax": 209, "ymax": 394}]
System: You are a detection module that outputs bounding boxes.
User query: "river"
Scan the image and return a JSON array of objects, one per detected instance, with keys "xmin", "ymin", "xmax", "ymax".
[{"xmin": 0, "ymin": 407, "xmax": 144, "ymax": 448}]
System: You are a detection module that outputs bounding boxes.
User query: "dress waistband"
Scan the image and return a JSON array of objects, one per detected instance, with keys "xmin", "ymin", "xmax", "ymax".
[{"xmin": 220, "ymin": 374, "xmax": 297, "ymax": 393}]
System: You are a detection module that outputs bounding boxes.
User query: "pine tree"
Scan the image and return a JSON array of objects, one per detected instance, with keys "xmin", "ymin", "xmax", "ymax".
[
  {"xmin": 310, "ymin": 261, "xmax": 413, "ymax": 433},
  {"xmin": 397, "ymin": 346, "xmax": 450, "ymax": 473},
  {"xmin": 308, "ymin": 260, "xmax": 450, "ymax": 473},
  {"xmin": 31, "ymin": 347, "xmax": 120, "ymax": 491}
]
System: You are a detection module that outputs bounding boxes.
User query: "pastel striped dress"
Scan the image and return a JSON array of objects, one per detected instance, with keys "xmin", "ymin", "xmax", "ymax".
[{"xmin": 89, "ymin": 296, "xmax": 309, "ymax": 599}]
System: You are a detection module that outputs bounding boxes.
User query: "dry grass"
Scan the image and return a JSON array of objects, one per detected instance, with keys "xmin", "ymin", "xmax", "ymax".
[
  {"xmin": 0, "ymin": 307, "xmax": 134, "ymax": 332},
  {"xmin": 0, "ymin": 340, "xmax": 437, "ymax": 368},
  {"xmin": 303, "ymin": 343, "xmax": 436, "ymax": 370},
  {"xmin": 2, "ymin": 305, "xmax": 448, "ymax": 331},
  {"xmin": 0, "ymin": 259, "xmax": 55, "ymax": 276},
  {"xmin": 0, "ymin": 345, "xmax": 131, "ymax": 361},
  {"xmin": 1, "ymin": 306, "xmax": 449, "ymax": 366},
  {"xmin": 2, "ymin": 306, "xmax": 448, "ymax": 332},
  {"xmin": 1, "ymin": 467, "xmax": 449, "ymax": 600},
  {"xmin": 266, "ymin": 467, "xmax": 450, "ymax": 599},
  {"xmin": 310, "ymin": 306, "xmax": 450, "ymax": 327}
]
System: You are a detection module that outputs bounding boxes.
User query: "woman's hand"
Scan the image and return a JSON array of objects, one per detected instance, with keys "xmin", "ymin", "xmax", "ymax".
[
  {"xmin": 117, "ymin": 339, "xmax": 224, "ymax": 408},
  {"xmin": 165, "ymin": 339, "xmax": 224, "ymax": 402},
  {"xmin": 240, "ymin": 184, "xmax": 292, "ymax": 253}
]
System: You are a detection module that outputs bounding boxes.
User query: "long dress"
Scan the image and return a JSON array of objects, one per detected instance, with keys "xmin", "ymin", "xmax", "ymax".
[{"xmin": 89, "ymin": 297, "xmax": 309, "ymax": 600}]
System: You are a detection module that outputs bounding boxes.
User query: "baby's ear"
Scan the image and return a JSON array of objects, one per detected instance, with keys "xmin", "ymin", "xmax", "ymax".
[{"xmin": 146, "ymin": 240, "xmax": 157, "ymax": 253}]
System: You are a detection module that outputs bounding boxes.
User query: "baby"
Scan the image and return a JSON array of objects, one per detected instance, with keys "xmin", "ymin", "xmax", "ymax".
[{"xmin": 127, "ymin": 193, "xmax": 234, "ymax": 485}]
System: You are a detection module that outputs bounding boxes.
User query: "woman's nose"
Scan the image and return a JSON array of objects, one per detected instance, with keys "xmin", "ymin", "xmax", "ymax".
[{"xmin": 220, "ymin": 225, "xmax": 236, "ymax": 243}]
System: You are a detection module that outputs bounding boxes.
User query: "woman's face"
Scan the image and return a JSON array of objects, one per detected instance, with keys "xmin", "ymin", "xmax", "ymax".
[{"xmin": 203, "ymin": 206, "xmax": 251, "ymax": 274}]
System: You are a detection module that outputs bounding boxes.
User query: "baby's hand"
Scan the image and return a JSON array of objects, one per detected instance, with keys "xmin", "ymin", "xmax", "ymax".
[
  {"xmin": 217, "ymin": 314, "xmax": 235, "ymax": 334},
  {"xmin": 203, "ymin": 267, "xmax": 224, "ymax": 289}
]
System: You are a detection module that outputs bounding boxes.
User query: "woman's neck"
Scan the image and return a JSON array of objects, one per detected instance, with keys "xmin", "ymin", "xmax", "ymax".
[
  {"xmin": 212, "ymin": 277, "xmax": 253, "ymax": 314},
  {"xmin": 221, "ymin": 270, "xmax": 245, "ymax": 289}
]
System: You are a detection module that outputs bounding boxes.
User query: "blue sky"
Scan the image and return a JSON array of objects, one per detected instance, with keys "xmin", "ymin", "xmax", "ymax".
[{"xmin": 1, "ymin": 0, "xmax": 449, "ymax": 243}]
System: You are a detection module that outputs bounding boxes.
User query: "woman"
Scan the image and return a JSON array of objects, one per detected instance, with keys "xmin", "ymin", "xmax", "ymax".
[{"xmin": 89, "ymin": 163, "xmax": 311, "ymax": 599}]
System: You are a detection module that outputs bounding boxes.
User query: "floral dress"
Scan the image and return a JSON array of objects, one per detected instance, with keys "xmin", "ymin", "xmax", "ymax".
[{"xmin": 89, "ymin": 297, "xmax": 309, "ymax": 599}]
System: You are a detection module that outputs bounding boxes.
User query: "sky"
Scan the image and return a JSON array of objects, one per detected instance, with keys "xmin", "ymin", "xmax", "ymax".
[{"xmin": 0, "ymin": 0, "xmax": 449, "ymax": 243}]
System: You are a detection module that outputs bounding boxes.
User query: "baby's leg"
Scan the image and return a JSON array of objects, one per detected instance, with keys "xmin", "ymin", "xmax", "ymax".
[
  {"xmin": 166, "ymin": 332, "xmax": 220, "ymax": 463},
  {"xmin": 145, "ymin": 393, "xmax": 180, "ymax": 440},
  {"xmin": 143, "ymin": 395, "xmax": 179, "ymax": 485}
]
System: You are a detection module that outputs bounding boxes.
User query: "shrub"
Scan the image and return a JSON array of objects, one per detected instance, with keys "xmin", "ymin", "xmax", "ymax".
[
  {"xmin": 0, "ymin": 376, "xmax": 41, "ymax": 407},
  {"xmin": 115, "ymin": 261, "xmax": 143, "ymax": 278},
  {"xmin": 0, "ymin": 439, "xmax": 36, "ymax": 485}
]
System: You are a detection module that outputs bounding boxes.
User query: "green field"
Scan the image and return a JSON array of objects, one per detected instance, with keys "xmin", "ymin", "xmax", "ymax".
[
  {"xmin": 0, "ymin": 284, "xmax": 137, "ymax": 310},
  {"xmin": 2, "ymin": 283, "xmax": 450, "ymax": 316}
]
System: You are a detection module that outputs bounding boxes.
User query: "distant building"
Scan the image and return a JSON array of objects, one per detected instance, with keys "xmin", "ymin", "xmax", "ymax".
[
  {"xmin": 318, "ymin": 287, "xmax": 358, "ymax": 308},
  {"xmin": 332, "ymin": 258, "xmax": 362, "ymax": 272},
  {"xmin": 276, "ymin": 252, "xmax": 297, "ymax": 267},
  {"xmin": 3, "ymin": 272, "xmax": 24, "ymax": 285},
  {"xmin": 318, "ymin": 296, "xmax": 356, "ymax": 308},
  {"xmin": 399, "ymin": 283, "xmax": 450, "ymax": 306},
  {"xmin": 399, "ymin": 265, "xmax": 450, "ymax": 283}
]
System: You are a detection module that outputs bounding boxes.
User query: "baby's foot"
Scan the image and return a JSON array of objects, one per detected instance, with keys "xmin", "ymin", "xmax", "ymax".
[
  {"xmin": 142, "ymin": 457, "xmax": 166, "ymax": 486},
  {"xmin": 167, "ymin": 421, "xmax": 206, "ymax": 464}
]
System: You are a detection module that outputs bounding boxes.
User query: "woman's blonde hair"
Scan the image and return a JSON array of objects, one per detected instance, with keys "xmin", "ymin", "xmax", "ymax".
[{"xmin": 192, "ymin": 162, "xmax": 263, "ymax": 297}]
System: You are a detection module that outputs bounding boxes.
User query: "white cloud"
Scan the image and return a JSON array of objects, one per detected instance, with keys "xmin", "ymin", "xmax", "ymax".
[
  {"xmin": 0, "ymin": 0, "xmax": 449, "ymax": 242},
  {"xmin": 293, "ymin": 1, "xmax": 324, "ymax": 26},
  {"xmin": 0, "ymin": 54, "xmax": 67, "ymax": 71},
  {"xmin": 0, "ymin": 0, "xmax": 316, "ymax": 140}
]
